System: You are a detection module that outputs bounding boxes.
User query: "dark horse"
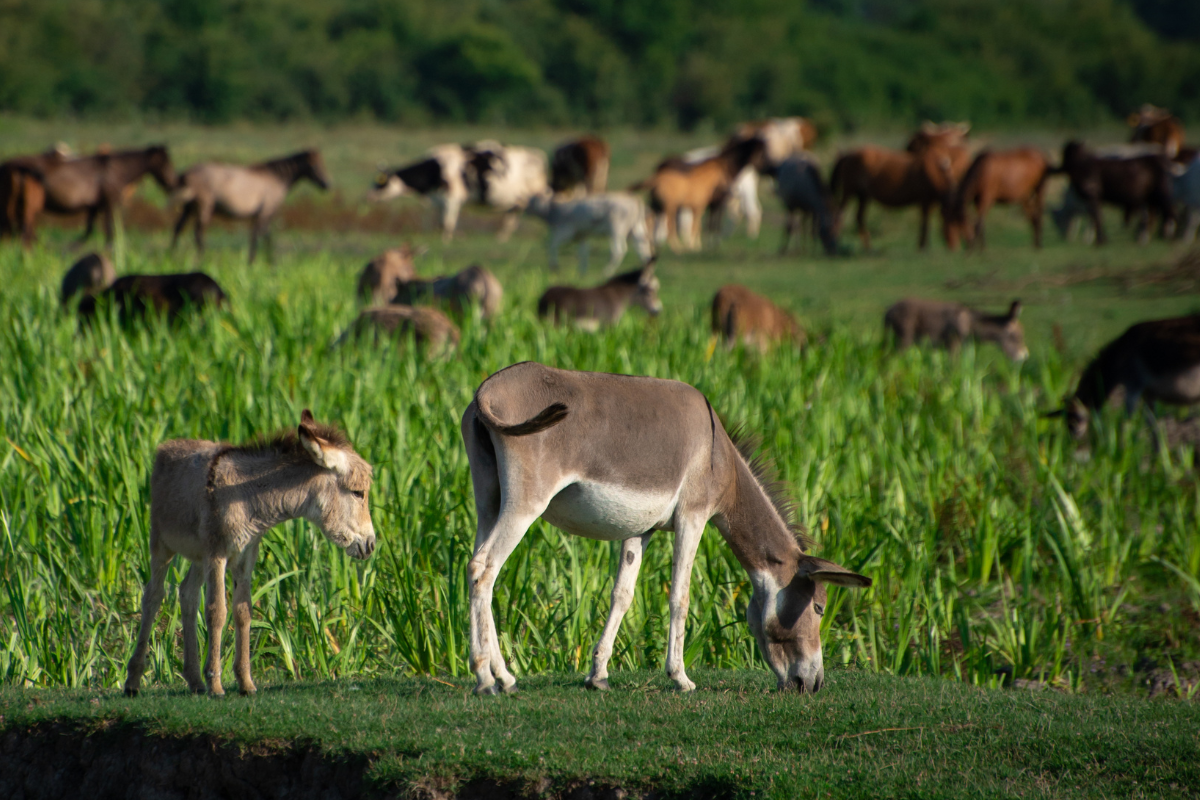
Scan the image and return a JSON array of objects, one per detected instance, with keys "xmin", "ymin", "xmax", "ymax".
[
  {"xmin": 0, "ymin": 145, "xmax": 175, "ymax": 246},
  {"xmin": 171, "ymin": 150, "xmax": 330, "ymax": 263}
]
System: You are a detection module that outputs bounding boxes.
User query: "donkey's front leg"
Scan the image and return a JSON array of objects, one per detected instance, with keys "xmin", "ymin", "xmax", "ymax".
[
  {"xmin": 665, "ymin": 516, "xmax": 706, "ymax": 692},
  {"xmin": 231, "ymin": 543, "xmax": 260, "ymax": 696},
  {"xmin": 467, "ymin": 507, "xmax": 541, "ymax": 695},
  {"xmin": 586, "ymin": 533, "xmax": 651, "ymax": 690},
  {"xmin": 203, "ymin": 556, "xmax": 229, "ymax": 697}
]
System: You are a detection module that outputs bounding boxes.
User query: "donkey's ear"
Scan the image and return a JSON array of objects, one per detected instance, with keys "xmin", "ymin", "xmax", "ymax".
[
  {"xmin": 1008, "ymin": 300, "xmax": 1022, "ymax": 320},
  {"xmin": 298, "ymin": 410, "xmax": 350, "ymax": 474},
  {"xmin": 797, "ymin": 556, "xmax": 872, "ymax": 588},
  {"xmin": 640, "ymin": 257, "xmax": 657, "ymax": 279}
]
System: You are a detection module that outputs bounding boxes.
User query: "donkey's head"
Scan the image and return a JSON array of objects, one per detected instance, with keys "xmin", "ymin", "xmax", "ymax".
[
  {"xmin": 974, "ymin": 300, "xmax": 1028, "ymax": 362},
  {"xmin": 746, "ymin": 556, "xmax": 870, "ymax": 693},
  {"xmin": 297, "ymin": 410, "xmax": 376, "ymax": 559},
  {"xmin": 631, "ymin": 260, "xmax": 662, "ymax": 317},
  {"xmin": 301, "ymin": 150, "xmax": 330, "ymax": 190},
  {"xmin": 146, "ymin": 145, "xmax": 178, "ymax": 191}
]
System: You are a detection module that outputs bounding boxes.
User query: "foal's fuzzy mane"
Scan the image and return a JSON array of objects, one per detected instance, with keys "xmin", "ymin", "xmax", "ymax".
[
  {"xmin": 236, "ymin": 421, "xmax": 354, "ymax": 459},
  {"xmin": 728, "ymin": 427, "xmax": 813, "ymax": 551}
]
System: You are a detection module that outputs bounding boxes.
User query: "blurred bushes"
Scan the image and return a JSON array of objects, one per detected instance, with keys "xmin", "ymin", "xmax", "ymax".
[{"xmin": 0, "ymin": 0, "xmax": 1195, "ymax": 130}]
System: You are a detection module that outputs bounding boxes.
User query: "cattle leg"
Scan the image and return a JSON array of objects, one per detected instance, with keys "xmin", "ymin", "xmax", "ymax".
[
  {"xmin": 231, "ymin": 541, "xmax": 259, "ymax": 696},
  {"xmin": 123, "ymin": 539, "xmax": 175, "ymax": 697},
  {"xmin": 665, "ymin": 515, "xmax": 706, "ymax": 692},
  {"xmin": 171, "ymin": 203, "xmax": 196, "ymax": 251},
  {"xmin": 203, "ymin": 556, "xmax": 229, "ymax": 697},
  {"xmin": 441, "ymin": 193, "xmax": 465, "ymax": 242},
  {"xmin": 178, "ymin": 563, "xmax": 206, "ymax": 693},
  {"xmin": 586, "ymin": 533, "xmax": 652, "ymax": 690}
]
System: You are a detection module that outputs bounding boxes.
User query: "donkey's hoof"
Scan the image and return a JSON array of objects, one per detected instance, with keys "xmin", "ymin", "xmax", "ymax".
[
  {"xmin": 239, "ymin": 688, "xmax": 257, "ymax": 698},
  {"xmin": 500, "ymin": 683, "xmax": 519, "ymax": 695},
  {"xmin": 585, "ymin": 677, "xmax": 610, "ymax": 692},
  {"xmin": 474, "ymin": 684, "xmax": 500, "ymax": 696},
  {"xmin": 123, "ymin": 687, "xmax": 138, "ymax": 698},
  {"xmin": 209, "ymin": 690, "xmax": 226, "ymax": 700}
]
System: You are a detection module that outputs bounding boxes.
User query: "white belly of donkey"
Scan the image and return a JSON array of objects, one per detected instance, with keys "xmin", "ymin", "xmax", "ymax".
[{"xmin": 542, "ymin": 480, "xmax": 678, "ymax": 541}]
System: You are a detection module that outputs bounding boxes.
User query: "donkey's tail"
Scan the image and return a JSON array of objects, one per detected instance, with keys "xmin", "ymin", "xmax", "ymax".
[{"xmin": 475, "ymin": 400, "xmax": 568, "ymax": 436}]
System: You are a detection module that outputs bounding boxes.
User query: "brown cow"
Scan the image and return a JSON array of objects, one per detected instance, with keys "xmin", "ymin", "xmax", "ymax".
[
  {"xmin": 550, "ymin": 136, "xmax": 611, "ymax": 197},
  {"xmin": 633, "ymin": 137, "xmax": 767, "ymax": 252},
  {"xmin": 944, "ymin": 148, "xmax": 1052, "ymax": 250},
  {"xmin": 1128, "ymin": 104, "xmax": 1185, "ymax": 159},
  {"xmin": 711, "ymin": 285, "xmax": 806, "ymax": 352},
  {"xmin": 831, "ymin": 123, "xmax": 971, "ymax": 251},
  {"xmin": 884, "ymin": 297, "xmax": 1028, "ymax": 361}
]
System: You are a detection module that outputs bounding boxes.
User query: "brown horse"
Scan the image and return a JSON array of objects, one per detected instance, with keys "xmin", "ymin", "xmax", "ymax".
[
  {"xmin": 1128, "ymin": 105, "xmax": 1185, "ymax": 159},
  {"xmin": 172, "ymin": 150, "xmax": 329, "ymax": 263},
  {"xmin": 944, "ymin": 148, "xmax": 1052, "ymax": 250},
  {"xmin": 1, "ymin": 145, "xmax": 175, "ymax": 245},
  {"xmin": 831, "ymin": 123, "xmax": 970, "ymax": 251}
]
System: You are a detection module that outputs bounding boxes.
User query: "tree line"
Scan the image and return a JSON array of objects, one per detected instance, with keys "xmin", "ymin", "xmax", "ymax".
[{"xmin": 0, "ymin": 0, "xmax": 1195, "ymax": 131}]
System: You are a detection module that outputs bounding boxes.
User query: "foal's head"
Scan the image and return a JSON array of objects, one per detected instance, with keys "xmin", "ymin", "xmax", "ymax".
[{"xmin": 295, "ymin": 410, "xmax": 376, "ymax": 559}]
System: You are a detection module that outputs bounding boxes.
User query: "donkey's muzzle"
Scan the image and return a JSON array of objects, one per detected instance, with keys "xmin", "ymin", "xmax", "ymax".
[{"xmin": 347, "ymin": 533, "xmax": 377, "ymax": 560}]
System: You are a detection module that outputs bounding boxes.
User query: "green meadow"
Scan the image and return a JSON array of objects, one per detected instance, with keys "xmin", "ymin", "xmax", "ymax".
[{"xmin": 1, "ymin": 121, "xmax": 1198, "ymax": 796}]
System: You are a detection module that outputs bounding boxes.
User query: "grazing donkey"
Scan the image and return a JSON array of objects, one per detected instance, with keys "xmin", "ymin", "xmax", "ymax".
[
  {"xmin": 884, "ymin": 298, "xmax": 1028, "ymax": 361},
  {"xmin": 60, "ymin": 252, "xmax": 116, "ymax": 307},
  {"xmin": 334, "ymin": 305, "xmax": 460, "ymax": 356},
  {"xmin": 171, "ymin": 150, "xmax": 330, "ymax": 263},
  {"xmin": 712, "ymin": 284, "xmax": 806, "ymax": 352},
  {"xmin": 78, "ymin": 272, "xmax": 228, "ymax": 326},
  {"xmin": 536, "ymin": 261, "xmax": 661, "ymax": 330},
  {"xmin": 392, "ymin": 264, "xmax": 504, "ymax": 320},
  {"xmin": 1044, "ymin": 314, "xmax": 1200, "ymax": 439},
  {"xmin": 124, "ymin": 411, "xmax": 376, "ymax": 698},
  {"xmin": 357, "ymin": 246, "xmax": 421, "ymax": 305},
  {"xmin": 462, "ymin": 362, "xmax": 871, "ymax": 695}
]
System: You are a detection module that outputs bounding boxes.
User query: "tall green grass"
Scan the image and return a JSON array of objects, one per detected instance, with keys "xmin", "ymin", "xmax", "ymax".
[{"xmin": 1, "ymin": 239, "xmax": 1197, "ymax": 694}]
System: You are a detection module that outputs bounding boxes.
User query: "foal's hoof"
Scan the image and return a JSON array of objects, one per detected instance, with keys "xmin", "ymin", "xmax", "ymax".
[
  {"xmin": 584, "ymin": 677, "xmax": 610, "ymax": 692},
  {"xmin": 209, "ymin": 690, "xmax": 226, "ymax": 700},
  {"xmin": 500, "ymin": 683, "xmax": 519, "ymax": 695},
  {"xmin": 123, "ymin": 687, "xmax": 138, "ymax": 698},
  {"xmin": 474, "ymin": 684, "xmax": 500, "ymax": 696}
]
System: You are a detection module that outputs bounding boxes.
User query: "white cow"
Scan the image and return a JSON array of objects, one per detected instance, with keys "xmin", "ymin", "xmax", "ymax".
[
  {"xmin": 468, "ymin": 141, "xmax": 549, "ymax": 242},
  {"xmin": 367, "ymin": 144, "xmax": 470, "ymax": 242},
  {"xmin": 526, "ymin": 191, "xmax": 653, "ymax": 274}
]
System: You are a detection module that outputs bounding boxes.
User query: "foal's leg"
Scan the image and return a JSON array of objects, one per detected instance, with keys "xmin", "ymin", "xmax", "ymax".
[
  {"xmin": 123, "ymin": 540, "xmax": 175, "ymax": 696},
  {"xmin": 231, "ymin": 541, "xmax": 260, "ymax": 695},
  {"xmin": 178, "ymin": 562, "xmax": 206, "ymax": 693},
  {"xmin": 203, "ymin": 556, "xmax": 229, "ymax": 697},
  {"xmin": 586, "ymin": 532, "xmax": 652, "ymax": 691},
  {"xmin": 665, "ymin": 515, "xmax": 706, "ymax": 692}
]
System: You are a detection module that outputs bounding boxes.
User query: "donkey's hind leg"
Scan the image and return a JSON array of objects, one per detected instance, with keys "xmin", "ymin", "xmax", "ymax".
[
  {"xmin": 203, "ymin": 556, "xmax": 229, "ymax": 697},
  {"xmin": 178, "ymin": 562, "xmax": 206, "ymax": 693},
  {"xmin": 586, "ymin": 532, "xmax": 652, "ymax": 690},
  {"xmin": 231, "ymin": 542, "xmax": 260, "ymax": 696},
  {"xmin": 123, "ymin": 540, "xmax": 175, "ymax": 697}
]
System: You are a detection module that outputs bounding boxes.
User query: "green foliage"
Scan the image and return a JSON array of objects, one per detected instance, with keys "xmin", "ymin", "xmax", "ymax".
[{"xmin": 0, "ymin": 0, "xmax": 1197, "ymax": 129}]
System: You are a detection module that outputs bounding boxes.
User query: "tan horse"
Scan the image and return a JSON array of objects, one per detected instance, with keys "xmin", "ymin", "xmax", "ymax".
[
  {"xmin": 462, "ymin": 362, "xmax": 870, "ymax": 694},
  {"xmin": 124, "ymin": 411, "xmax": 376, "ymax": 698},
  {"xmin": 172, "ymin": 150, "xmax": 330, "ymax": 263},
  {"xmin": 944, "ymin": 148, "xmax": 1052, "ymax": 250}
]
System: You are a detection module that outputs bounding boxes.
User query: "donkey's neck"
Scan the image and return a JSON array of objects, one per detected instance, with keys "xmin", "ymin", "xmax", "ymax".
[
  {"xmin": 220, "ymin": 451, "xmax": 325, "ymax": 536},
  {"xmin": 265, "ymin": 156, "xmax": 306, "ymax": 187},
  {"xmin": 714, "ymin": 456, "xmax": 803, "ymax": 578}
]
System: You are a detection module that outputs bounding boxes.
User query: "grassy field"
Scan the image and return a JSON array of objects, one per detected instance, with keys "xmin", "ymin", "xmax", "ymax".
[
  {"xmin": 1, "ymin": 120, "xmax": 1199, "ymax": 794},
  {"xmin": 4, "ymin": 670, "xmax": 1199, "ymax": 799}
]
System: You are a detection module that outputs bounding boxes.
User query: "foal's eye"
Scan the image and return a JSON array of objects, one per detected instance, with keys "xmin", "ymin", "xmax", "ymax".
[
  {"xmin": 814, "ymin": 602, "xmax": 825, "ymax": 617},
  {"xmin": 350, "ymin": 490, "xmax": 365, "ymax": 499}
]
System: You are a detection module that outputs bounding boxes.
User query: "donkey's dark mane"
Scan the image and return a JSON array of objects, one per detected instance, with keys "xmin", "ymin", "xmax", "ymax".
[
  {"xmin": 728, "ymin": 426, "xmax": 813, "ymax": 551},
  {"xmin": 235, "ymin": 421, "xmax": 353, "ymax": 458}
]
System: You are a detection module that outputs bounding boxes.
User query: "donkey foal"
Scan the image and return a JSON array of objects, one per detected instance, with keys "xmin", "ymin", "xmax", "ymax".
[{"xmin": 124, "ymin": 411, "xmax": 376, "ymax": 698}]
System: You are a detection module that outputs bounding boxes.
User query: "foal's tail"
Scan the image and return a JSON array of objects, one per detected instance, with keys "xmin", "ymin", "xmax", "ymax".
[{"xmin": 475, "ymin": 399, "xmax": 568, "ymax": 436}]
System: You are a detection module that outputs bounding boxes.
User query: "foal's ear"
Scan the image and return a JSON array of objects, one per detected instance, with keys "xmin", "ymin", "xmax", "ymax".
[
  {"xmin": 797, "ymin": 556, "xmax": 872, "ymax": 588},
  {"xmin": 1008, "ymin": 300, "xmax": 1022, "ymax": 320},
  {"xmin": 298, "ymin": 409, "xmax": 350, "ymax": 474}
]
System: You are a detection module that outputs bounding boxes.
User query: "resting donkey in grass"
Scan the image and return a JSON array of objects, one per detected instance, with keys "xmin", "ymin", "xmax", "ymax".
[
  {"xmin": 124, "ymin": 411, "xmax": 376, "ymax": 698},
  {"xmin": 462, "ymin": 362, "xmax": 870, "ymax": 695}
]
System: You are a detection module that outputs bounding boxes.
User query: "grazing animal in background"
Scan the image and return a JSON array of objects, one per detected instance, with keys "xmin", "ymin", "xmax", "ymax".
[
  {"xmin": 335, "ymin": 305, "xmax": 460, "ymax": 355},
  {"xmin": 466, "ymin": 141, "xmax": 550, "ymax": 242},
  {"xmin": 0, "ymin": 161, "xmax": 50, "ymax": 247},
  {"xmin": 536, "ymin": 261, "xmax": 661, "ymax": 330},
  {"xmin": 736, "ymin": 117, "xmax": 818, "ymax": 167},
  {"xmin": 78, "ymin": 272, "xmax": 228, "ymax": 326},
  {"xmin": 461, "ymin": 361, "xmax": 871, "ymax": 695},
  {"xmin": 661, "ymin": 143, "xmax": 764, "ymax": 241},
  {"xmin": 550, "ymin": 135, "xmax": 611, "ymax": 197},
  {"xmin": 123, "ymin": 411, "xmax": 376, "ymax": 698},
  {"xmin": 831, "ymin": 123, "xmax": 971, "ymax": 251},
  {"xmin": 634, "ymin": 136, "xmax": 767, "ymax": 251},
  {"xmin": 526, "ymin": 191, "xmax": 654, "ymax": 274},
  {"xmin": 884, "ymin": 298, "xmax": 1028, "ymax": 361},
  {"xmin": 368, "ymin": 144, "xmax": 471, "ymax": 242},
  {"xmin": 171, "ymin": 150, "xmax": 329, "ymax": 263},
  {"xmin": 1, "ymin": 145, "xmax": 176, "ymax": 246},
  {"xmin": 1060, "ymin": 141, "xmax": 1176, "ymax": 245},
  {"xmin": 711, "ymin": 285, "xmax": 806, "ymax": 352},
  {"xmin": 392, "ymin": 264, "xmax": 504, "ymax": 320},
  {"xmin": 944, "ymin": 148, "xmax": 1052, "ymax": 250},
  {"xmin": 1172, "ymin": 155, "xmax": 1200, "ymax": 243},
  {"xmin": 357, "ymin": 246, "xmax": 421, "ymax": 305},
  {"xmin": 1128, "ymin": 104, "xmax": 1185, "ymax": 159},
  {"xmin": 60, "ymin": 252, "xmax": 116, "ymax": 307},
  {"xmin": 1045, "ymin": 314, "xmax": 1200, "ymax": 440},
  {"xmin": 774, "ymin": 155, "xmax": 839, "ymax": 255}
]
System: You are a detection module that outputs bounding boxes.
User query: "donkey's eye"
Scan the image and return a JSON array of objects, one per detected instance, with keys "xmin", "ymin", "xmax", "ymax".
[
  {"xmin": 814, "ymin": 602, "xmax": 825, "ymax": 616},
  {"xmin": 351, "ymin": 490, "xmax": 365, "ymax": 499}
]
